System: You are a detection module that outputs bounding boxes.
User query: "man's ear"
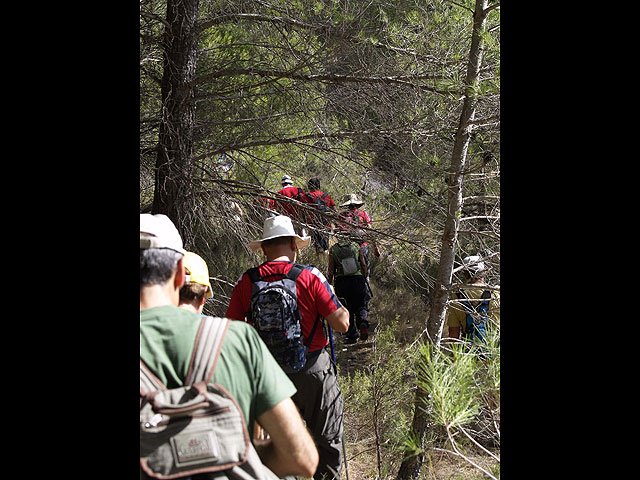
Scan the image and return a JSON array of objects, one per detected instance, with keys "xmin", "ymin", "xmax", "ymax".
[{"xmin": 174, "ymin": 256, "xmax": 186, "ymax": 289}]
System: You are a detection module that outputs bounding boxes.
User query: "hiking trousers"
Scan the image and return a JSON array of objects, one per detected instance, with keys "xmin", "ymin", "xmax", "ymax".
[
  {"xmin": 288, "ymin": 349, "xmax": 344, "ymax": 480},
  {"xmin": 335, "ymin": 275, "xmax": 369, "ymax": 340}
]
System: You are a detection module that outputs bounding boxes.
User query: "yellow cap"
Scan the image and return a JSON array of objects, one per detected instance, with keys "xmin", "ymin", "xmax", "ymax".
[{"xmin": 182, "ymin": 252, "xmax": 213, "ymax": 298}]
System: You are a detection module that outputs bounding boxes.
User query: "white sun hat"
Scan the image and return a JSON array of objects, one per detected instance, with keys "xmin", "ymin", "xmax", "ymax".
[
  {"xmin": 249, "ymin": 215, "xmax": 311, "ymax": 252},
  {"xmin": 340, "ymin": 193, "xmax": 364, "ymax": 207}
]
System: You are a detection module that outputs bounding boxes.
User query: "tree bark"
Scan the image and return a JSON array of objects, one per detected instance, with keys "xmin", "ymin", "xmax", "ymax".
[
  {"xmin": 152, "ymin": 0, "xmax": 199, "ymax": 246},
  {"xmin": 396, "ymin": 2, "xmax": 492, "ymax": 479}
]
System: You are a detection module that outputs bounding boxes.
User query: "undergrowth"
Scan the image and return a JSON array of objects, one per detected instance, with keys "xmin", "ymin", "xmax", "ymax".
[{"xmin": 338, "ymin": 286, "xmax": 500, "ymax": 480}]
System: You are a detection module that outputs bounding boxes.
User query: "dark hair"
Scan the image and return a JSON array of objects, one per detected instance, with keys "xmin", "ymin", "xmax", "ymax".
[
  {"xmin": 261, "ymin": 236, "xmax": 293, "ymax": 250},
  {"xmin": 180, "ymin": 282, "xmax": 209, "ymax": 302},
  {"xmin": 140, "ymin": 248, "xmax": 183, "ymax": 288},
  {"xmin": 308, "ymin": 177, "xmax": 321, "ymax": 190}
]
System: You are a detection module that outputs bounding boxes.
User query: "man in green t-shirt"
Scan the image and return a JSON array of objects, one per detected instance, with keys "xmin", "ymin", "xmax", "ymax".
[
  {"xmin": 140, "ymin": 213, "xmax": 318, "ymax": 479},
  {"xmin": 327, "ymin": 235, "xmax": 369, "ymax": 343}
]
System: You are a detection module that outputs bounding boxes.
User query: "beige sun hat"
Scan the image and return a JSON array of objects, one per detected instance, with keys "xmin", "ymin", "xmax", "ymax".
[
  {"xmin": 340, "ymin": 193, "xmax": 364, "ymax": 207},
  {"xmin": 140, "ymin": 214, "xmax": 186, "ymax": 255},
  {"xmin": 249, "ymin": 215, "xmax": 311, "ymax": 252}
]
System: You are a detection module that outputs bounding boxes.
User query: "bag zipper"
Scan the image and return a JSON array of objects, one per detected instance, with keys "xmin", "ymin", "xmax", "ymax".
[{"xmin": 143, "ymin": 405, "xmax": 230, "ymax": 429}]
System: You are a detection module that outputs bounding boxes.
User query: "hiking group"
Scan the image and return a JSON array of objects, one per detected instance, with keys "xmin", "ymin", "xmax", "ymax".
[
  {"xmin": 140, "ymin": 170, "xmax": 377, "ymax": 480},
  {"xmin": 140, "ymin": 173, "xmax": 498, "ymax": 480}
]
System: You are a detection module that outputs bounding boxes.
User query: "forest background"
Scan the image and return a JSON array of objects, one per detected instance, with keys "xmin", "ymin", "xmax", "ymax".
[{"xmin": 140, "ymin": 0, "xmax": 500, "ymax": 478}]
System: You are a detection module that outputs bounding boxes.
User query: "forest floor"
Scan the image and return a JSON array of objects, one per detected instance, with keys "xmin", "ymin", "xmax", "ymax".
[{"xmin": 331, "ymin": 283, "xmax": 500, "ymax": 480}]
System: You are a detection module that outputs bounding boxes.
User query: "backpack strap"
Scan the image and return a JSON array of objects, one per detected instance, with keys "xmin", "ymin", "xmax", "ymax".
[
  {"xmin": 288, "ymin": 265, "xmax": 321, "ymax": 349},
  {"xmin": 247, "ymin": 266, "xmax": 261, "ymax": 284},
  {"xmin": 305, "ymin": 314, "xmax": 321, "ymax": 350},
  {"xmin": 456, "ymin": 289, "xmax": 491, "ymax": 312},
  {"xmin": 185, "ymin": 316, "xmax": 231, "ymax": 385},
  {"xmin": 285, "ymin": 264, "xmax": 304, "ymax": 281},
  {"xmin": 140, "ymin": 359, "xmax": 166, "ymax": 394}
]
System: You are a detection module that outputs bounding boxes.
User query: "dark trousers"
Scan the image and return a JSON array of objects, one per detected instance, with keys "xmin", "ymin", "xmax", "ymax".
[
  {"xmin": 288, "ymin": 350, "xmax": 344, "ymax": 480},
  {"xmin": 335, "ymin": 275, "xmax": 369, "ymax": 339},
  {"xmin": 311, "ymin": 229, "xmax": 329, "ymax": 251}
]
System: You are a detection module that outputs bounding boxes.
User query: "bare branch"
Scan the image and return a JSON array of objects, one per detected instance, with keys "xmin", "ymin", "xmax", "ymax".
[
  {"xmin": 192, "ymin": 68, "xmax": 451, "ymax": 94},
  {"xmin": 197, "ymin": 13, "xmax": 319, "ymax": 34}
]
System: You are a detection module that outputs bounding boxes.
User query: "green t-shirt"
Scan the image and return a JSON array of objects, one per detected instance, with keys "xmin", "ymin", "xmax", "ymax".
[
  {"xmin": 140, "ymin": 305, "xmax": 296, "ymax": 437},
  {"xmin": 330, "ymin": 241, "xmax": 363, "ymax": 277}
]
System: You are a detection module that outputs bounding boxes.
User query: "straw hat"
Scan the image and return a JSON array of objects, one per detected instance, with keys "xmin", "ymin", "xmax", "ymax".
[
  {"xmin": 340, "ymin": 193, "xmax": 364, "ymax": 207},
  {"xmin": 249, "ymin": 215, "xmax": 311, "ymax": 252}
]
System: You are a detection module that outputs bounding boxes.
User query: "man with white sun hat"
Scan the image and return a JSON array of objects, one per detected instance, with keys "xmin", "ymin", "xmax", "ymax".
[{"xmin": 226, "ymin": 214, "xmax": 350, "ymax": 480}]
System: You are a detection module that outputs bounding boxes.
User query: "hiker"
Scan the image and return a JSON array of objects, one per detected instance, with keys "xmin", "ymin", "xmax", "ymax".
[
  {"xmin": 327, "ymin": 233, "xmax": 370, "ymax": 343},
  {"xmin": 178, "ymin": 251, "xmax": 213, "ymax": 315},
  {"xmin": 225, "ymin": 215, "xmax": 350, "ymax": 480},
  {"xmin": 275, "ymin": 174, "xmax": 306, "ymax": 222},
  {"xmin": 140, "ymin": 214, "xmax": 318, "ymax": 479},
  {"xmin": 446, "ymin": 255, "xmax": 500, "ymax": 342},
  {"xmin": 337, "ymin": 193, "xmax": 379, "ymax": 306},
  {"xmin": 304, "ymin": 177, "xmax": 336, "ymax": 253},
  {"xmin": 338, "ymin": 193, "xmax": 381, "ymax": 267}
]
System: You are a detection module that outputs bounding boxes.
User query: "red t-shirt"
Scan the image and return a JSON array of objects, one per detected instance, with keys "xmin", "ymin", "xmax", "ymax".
[
  {"xmin": 225, "ymin": 261, "xmax": 341, "ymax": 352},
  {"xmin": 337, "ymin": 208, "xmax": 372, "ymax": 245},
  {"xmin": 275, "ymin": 185, "xmax": 305, "ymax": 219},
  {"xmin": 303, "ymin": 190, "xmax": 336, "ymax": 226}
]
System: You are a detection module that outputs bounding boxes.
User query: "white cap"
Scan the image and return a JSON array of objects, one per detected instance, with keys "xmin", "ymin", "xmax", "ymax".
[
  {"xmin": 140, "ymin": 214, "xmax": 186, "ymax": 255},
  {"xmin": 462, "ymin": 255, "xmax": 485, "ymax": 274},
  {"xmin": 281, "ymin": 174, "xmax": 293, "ymax": 185}
]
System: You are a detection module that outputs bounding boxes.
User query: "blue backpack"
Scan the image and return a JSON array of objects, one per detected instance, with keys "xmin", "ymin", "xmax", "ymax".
[
  {"xmin": 456, "ymin": 289, "xmax": 492, "ymax": 342},
  {"xmin": 246, "ymin": 265, "xmax": 319, "ymax": 373}
]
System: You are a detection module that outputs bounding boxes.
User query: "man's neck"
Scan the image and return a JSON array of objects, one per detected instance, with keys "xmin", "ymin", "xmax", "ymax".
[
  {"xmin": 140, "ymin": 284, "xmax": 178, "ymax": 311},
  {"xmin": 267, "ymin": 255, "xmax": 293, "ymax": 262}
]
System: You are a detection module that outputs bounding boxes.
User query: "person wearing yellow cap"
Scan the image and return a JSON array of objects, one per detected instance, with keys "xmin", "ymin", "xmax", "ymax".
[{"xmin": 179, "ymin": 251, "xmax": 214, "ymax": 315}]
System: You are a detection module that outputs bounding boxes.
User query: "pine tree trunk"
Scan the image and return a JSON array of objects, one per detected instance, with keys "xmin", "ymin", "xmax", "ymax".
[
  {"xmin": 152, "ymin": 0, "xmax": 199, "ymax": 246},
  {"xmin": 396, "ymin": 1, "xmax": 491, "ymax": 478}
]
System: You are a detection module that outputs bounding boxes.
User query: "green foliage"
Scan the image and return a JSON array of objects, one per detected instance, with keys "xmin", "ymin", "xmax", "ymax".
[
  {"xmin": 418, "ymin": 341, "xmax": 480, "ymax": 430},
  {"xmin": 341, "ymin": 318, "xmax": 418, "ymax": 476},
  {"xmin": 413, "ymin": 325, "xmax": 501, "ymax": 476}
]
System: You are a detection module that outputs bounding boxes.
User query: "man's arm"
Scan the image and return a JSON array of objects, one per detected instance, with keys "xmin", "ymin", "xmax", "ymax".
[
  {"xmin": 359, "ymin": 250, "xmax": 367, "ymax": 278},
  {"xmin": 254, "ymin": 398, "xmax": 319, "ymax": 478},
  {"xmin": 325, "ymin": 303, "xmax": 349, "ymax": 333}
]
